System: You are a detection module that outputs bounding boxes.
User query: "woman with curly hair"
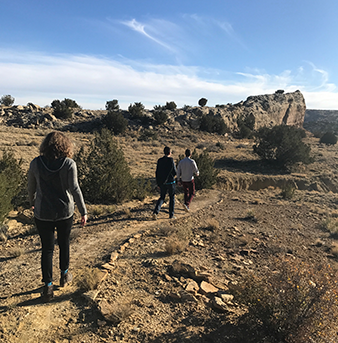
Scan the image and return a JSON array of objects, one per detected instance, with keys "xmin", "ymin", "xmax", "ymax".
[{"xmin": 28, "ymin": 131, "xmax": 87, "ymax": 302}]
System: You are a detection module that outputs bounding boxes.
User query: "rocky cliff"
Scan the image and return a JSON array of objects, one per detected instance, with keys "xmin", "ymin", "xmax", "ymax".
[{"xmin": 0, "ymin": 90, "xmax": 306, "ymax": 133}]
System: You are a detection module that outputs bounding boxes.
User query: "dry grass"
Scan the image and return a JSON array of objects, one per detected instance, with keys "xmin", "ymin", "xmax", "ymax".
[
  {"xmin": 165, "ymin": 235, "xmax": 187, "ymax": 255},
  {"xmin": 206, "ymin": 218, "xmax": 220, "ymax": 231},
  {"xmin": 76, "ymin": 267, "xmax": 104, "ymax": 292}
]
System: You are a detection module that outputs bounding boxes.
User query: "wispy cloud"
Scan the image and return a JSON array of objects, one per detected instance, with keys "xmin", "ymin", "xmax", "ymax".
[
  {"xmin": 0, "ymin": 50, "xmax": 337, "ymax": 110},
  {"xmin": 121, "ymin": 19, "xmax": 178, "ymax": 54}
]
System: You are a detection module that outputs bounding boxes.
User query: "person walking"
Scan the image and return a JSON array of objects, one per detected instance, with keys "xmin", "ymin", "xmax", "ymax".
[
  {"xmin": 27, "ymin": 131, "xmax": 87, "ymax": 302},
  {"xmin": 153, "ymin": 146, "xmax": 177, "ymax": 219},
  {"xmin": 177, "ymin": 149, "xmax": 199, "ymax": 212}
]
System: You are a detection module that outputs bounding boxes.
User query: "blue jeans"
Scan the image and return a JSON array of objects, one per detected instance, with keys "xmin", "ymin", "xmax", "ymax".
[{"xmin": 153, "ymin": 183, "xmax": 175, "ymax": 218}]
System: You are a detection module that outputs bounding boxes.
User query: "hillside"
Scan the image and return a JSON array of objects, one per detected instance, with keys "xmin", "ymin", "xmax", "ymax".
[
  {"xmin": 1, "ymin": 121, "xmax": 338, "ymax": 342},
  {"xmin": 304, "ymin": 109, "xmax": 338, "ymax": 135}
]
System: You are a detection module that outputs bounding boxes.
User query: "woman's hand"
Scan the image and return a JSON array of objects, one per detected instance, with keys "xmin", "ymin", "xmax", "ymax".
[{"xmin": 81, "ymin": 214, "xmax": 87, "ymax": 227}]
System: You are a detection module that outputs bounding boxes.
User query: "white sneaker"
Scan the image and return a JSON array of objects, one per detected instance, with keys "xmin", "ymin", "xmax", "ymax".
[
  {"xmin": 170, "ymin": 215, "xmax": 177, "ymax": 219},
  {"xmin": 183, "ymin": 204, "xmax": 190, "ymax": 212},
  {"xmin": 152, "ymin": 213, "xmax": 157, "ymax": 220}
]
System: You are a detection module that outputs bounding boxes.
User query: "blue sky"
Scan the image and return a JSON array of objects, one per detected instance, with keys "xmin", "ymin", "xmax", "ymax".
[{"xmin": 1, "ymin": 0, "xmax": 337, "ymax": 110}]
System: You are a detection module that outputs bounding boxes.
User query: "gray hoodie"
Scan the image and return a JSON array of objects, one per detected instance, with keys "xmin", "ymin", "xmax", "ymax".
[{"xmin": 27, "ymin": 156, "xmax": 87, "ymax": 221}]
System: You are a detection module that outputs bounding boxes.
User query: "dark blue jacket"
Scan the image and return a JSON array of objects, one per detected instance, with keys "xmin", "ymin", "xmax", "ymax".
[{"xmin": 155, "ymin": 156, "xmax": 177, "ymax": 186}]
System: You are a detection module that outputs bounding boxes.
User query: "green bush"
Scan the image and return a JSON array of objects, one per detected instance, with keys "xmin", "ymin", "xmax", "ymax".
[
  {"xmin": 51, "ymin": 98, "xmax": 80, "ymax": 119},
  {"xmin": 199, "ymin": 115, "xmax": 228, "ymax": 135},
  {"xmin": 75, "ymin": 129, "xmax": 135, "ymax": 204},
  {"xmin": 237, "ymin": 114, "xmax": 255, "ymax": 138},
  {"xmin": 165, "ymin": 101, "xmax": 177, "ymax": 110},
  {"xmin": 0, "ymin": 95, "xmax": 15, "ymax": 106},
  {"xmin": 103, "ymin": 110, "xmax": 128, "ymax": 135},
  {"xmin": 198, "ymin": 98, "xmax": 208, "ymax": 107},
  {"xmin": 105, "ymin": 100, "xmax": 119, "ymax": 111},
  {"xmin": 138, "ymin": 129, "xmax": 158, "ymax": 141},
  {"xmin": 75, "ymin": 129, "xmax": 150, "ymax": 204},
  {"xmin": 253, "ymin": 125, "xmax": 313, "ymax": 168},
  {"xmin": 0, "ymin": 150, "xmax": 24, "ymax": 224},
  {"xmin": 178, "ymin": 150, "xmax": 219, "ymax": 190},
  {"xmin": 320, "ymin": 132, "xmax": 337, "ymax": 145},
  {"xmin": 229, "ymin": 258, "xmax": 338, "ymax": 343},
  {"xmin": 153, "ymin": 110, "xmax": 168, "ymax": 125},
  {"xmin": 128, "ymin": 102, "xmax": 145, "ymax": 119}
]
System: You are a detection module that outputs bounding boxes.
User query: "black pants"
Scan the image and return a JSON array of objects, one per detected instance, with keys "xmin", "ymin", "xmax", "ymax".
[{"xmin": 35, "ymin": 216, "xmax": 73, "ymax": 284}]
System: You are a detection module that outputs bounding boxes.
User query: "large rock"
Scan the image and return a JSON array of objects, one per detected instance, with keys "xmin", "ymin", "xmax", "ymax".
[{"xmin": 215, "ymin": 90, "xmax": 306, "ymax": 130}]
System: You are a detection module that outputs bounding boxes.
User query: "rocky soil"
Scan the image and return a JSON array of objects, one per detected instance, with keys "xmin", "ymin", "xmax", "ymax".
[{"xmin": 1, "ymin": 123, "xmax": 338, "ymax": 343}]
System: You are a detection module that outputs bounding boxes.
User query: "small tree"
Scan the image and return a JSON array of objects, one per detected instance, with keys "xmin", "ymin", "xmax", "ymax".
[
  {"xmin": 128, "ymin": 102, "xmax": 145, "ymax": 119},
  {"xmin": 106, "ymin": 100, "xmax": 119, "ymax": 112},
  {"xmin": 0, "ymin": 150, "xmax": 24, "ymax": 224},
  {"xmin": 237, "ymin": 114, "xmax": 256, "ymax": 138},
  {"xmin": 153, "ymin": 110, "xmax": 168, "ymax": 125},
  {"xmin": 51, "ymin": 98, "xmax": 80, "ymax": 119},
  {"xmin": 165, "ymin": 101, "xmax": 177, "ymax": 110},
  {"xmin": 199, "ymin": 115, "xmax": 228, "ymax": 135},
  {"xmin": 320, "ymin": 132, "xmax": 337, "ymax": 145},
  {"xmin": 198, "ymin": 98, "xmax": 208, "ymax": 107},
  {"xmin": 253, "ymin": 125, "xmax": 313, "ymax": 168},
  {"xmin": 75, "ymin": 129, "xmax": 136, "ymax": 204},
  {"xmin": 0, "ymin": 95, "xmax": 15, "ymax": 106},
  {"xmin": 103, "ymin": 111, "xmax": 128, "ymax": 135}
]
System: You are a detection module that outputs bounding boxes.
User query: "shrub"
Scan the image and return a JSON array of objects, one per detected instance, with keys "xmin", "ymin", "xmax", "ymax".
[
  {"xmin": 198, "ymin": 98, "xmax": 208, "ymax": 107},
  {"xmin": 51, "ymin": 98, "xmax": 80, "ymax": 119},
  {"xmin": 153, "ymin": 110, "xmax": 168, "ymax": 125},
  {"xmin": 153, "ymin": 104, "xmax": 164, "ymax": 111},
  {"xmin": 280, "ymin": 183, "xmax": 296, "ymax": 199},
  {"xmin": 237, "ymin": 114, "xmax": 255, "ymax": 138},
  {"xmin": 106, "ymin": 99, "xmax": 119, "ymax": 111},
  {"xmin": 229, "ymin": 258, "xmax": 338, "ymax": 343},
  {"xmin": 165, "ymin": 101, "xmax": 177, "ymax": 110},
  {"xmin": 0, "ymin": 150, "xmax": 24, "ymax": 224},
  {"xmin": 103, "ymin": 110, "xmax": 128, "ymax": 135},
  {"xmin": 320, "ymin": 132, "xmax": 337, "ymax": 145},
  {"xmin": 253, "ymin": 125, "xmax": 313, "ymax": 169},
  {"xmin": 165, "ymin": 235, "xmax": 187, "ymax": 255},
  {"xmin": 76, "ymin": 267, "xmax": 103, "ymax": 291},
  {"xmin": 138, "ymin": 129, "xmax": 158, "ymax": 141},
  {"xmin": 199, "ymin": 115, "xmax": 228, "ymax": 135},
  {"xmin": 128, "ymin": 102, "xmax": 145, "ymax": 119},
  {"xmin": 0, "ymin": 94, "xmax": 15, "ymax": 106},
  {"xmin": 75, "ymin": 128, "xmax": 136, "ymax": 204},
  {"xmin": 178, "ymin": 150, "xmax": 219, "ymax": 190}
]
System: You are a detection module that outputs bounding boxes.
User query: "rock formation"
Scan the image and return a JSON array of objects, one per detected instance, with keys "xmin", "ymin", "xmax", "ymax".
[{"xmin": 0, "ymin": 90, "xmax": 306, "ymax": 133}]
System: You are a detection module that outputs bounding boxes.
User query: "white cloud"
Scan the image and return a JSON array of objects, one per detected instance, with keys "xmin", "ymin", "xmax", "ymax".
[
  {"xmin": 0, "ymin": 50, "xmax": 337, "ymax": 110},
  {"xmin": 121, "ymin": 19, "xmax": 178, "ymax": 54}
]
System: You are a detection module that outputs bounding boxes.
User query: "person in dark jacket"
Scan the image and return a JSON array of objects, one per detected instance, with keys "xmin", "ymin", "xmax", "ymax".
[
  {"xmin": 27, "ymin": 131, "xmax": 87, "ymax": 302},
  {"xmin": 153, "ymin": 146, "xmax": 177, "ymax": 219}
]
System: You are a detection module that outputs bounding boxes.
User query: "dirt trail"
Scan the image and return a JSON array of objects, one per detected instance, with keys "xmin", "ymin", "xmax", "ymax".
[{"xmin": 0, "ymin": 189, "xmax": 223, "ymax": 343}]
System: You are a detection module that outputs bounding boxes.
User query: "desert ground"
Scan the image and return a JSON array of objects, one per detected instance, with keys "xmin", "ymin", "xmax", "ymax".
[{"xmin": 1, "ymin": 123, "xmax": 338, "ymax": 342}]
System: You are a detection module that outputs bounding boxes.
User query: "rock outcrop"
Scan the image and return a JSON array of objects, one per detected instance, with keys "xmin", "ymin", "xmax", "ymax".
[{"xmin": 0, "ymin": 90, "xmax": 306, "ymax": 133}]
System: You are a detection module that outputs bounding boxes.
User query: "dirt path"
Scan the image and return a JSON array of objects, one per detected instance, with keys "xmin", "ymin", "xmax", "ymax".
[{"xmin": 0, "ymin": 189, "xmax": 223, "ymax": 343}]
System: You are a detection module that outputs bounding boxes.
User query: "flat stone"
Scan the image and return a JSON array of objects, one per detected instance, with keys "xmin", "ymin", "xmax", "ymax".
[
  {"xmin": 220, "ymin": 293, "xmax": 234, "ymax": 303},
  {"xmin": 101, "ymin": 263, "xmax": 115, "ymax": 271},
  {"xmin": 185, "ymin": 279, "xmax": 199, "ymax": 294},
  {"xmin": 200, "ymin": 281, "xmax": 219, "ymax": 294}
]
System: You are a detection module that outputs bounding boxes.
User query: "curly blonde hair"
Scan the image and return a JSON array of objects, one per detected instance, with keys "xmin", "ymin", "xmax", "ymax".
[{"xmin": 40, "ymin": 131, "xmax": 73, "ymax": 160}]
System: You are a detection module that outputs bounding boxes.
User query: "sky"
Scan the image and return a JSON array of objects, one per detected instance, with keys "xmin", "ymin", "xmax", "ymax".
[{"xmin": 1, "ymin": 0, "xmax": 338, "ymax": 110}]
